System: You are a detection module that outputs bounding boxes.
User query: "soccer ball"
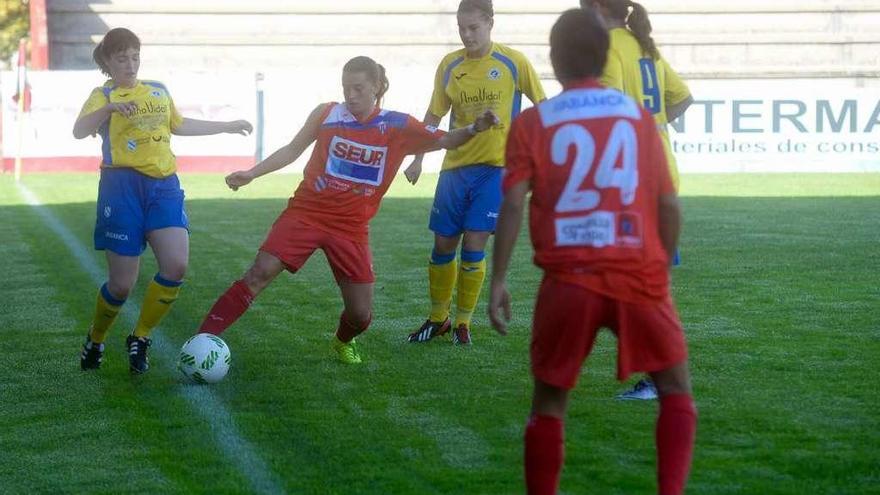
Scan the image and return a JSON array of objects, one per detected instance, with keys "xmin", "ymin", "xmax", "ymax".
[{"xmin": 178, "ymin": 333, "xmax": 231, "ymax": 384}]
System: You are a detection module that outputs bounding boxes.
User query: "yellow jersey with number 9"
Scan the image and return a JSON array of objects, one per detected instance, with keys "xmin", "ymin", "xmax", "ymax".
[
  {"xmin": 78, "ymin": 79, "xmax": 184, "ymax": 178},
  {"xmin": 601, "ymin": 28, "xmax": 690, "ymax": 189},
  {"xmin": 428, "ymin": 42, "xmax": 545, "ymax": 171}
]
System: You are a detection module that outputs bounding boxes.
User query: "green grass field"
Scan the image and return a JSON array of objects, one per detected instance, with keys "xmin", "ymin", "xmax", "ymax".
[{"xmin": 1, "ymin": 172, "xmax": 878, "ymax": 494}]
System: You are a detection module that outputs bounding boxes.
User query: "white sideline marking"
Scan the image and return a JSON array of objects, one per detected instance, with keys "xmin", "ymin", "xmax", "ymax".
[{"xmin": 17, "ymin": 183, "xmax": 285, "ymax": 495}]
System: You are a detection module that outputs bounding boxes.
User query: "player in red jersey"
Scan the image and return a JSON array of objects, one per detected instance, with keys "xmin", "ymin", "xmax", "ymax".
[
  {"xmin": 197, "ymin": 56, "xmax": 498, "ymax": 364},
  {"xmin": 488, "ymin": 10, "xmax": 696, "ymax": 495}
]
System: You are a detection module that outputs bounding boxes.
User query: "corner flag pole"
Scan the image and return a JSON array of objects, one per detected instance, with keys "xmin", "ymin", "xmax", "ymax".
[
  {"xmin": 13, "ymin": 38, "xmax": 28, "ymax": 183},
  {"xmin": 255, "ymin": 72, "xmax": 265, "ymax": 163}
]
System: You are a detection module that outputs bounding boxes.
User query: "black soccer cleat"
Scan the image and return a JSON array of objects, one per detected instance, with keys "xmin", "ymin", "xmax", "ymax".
[
  {"xmin": 126, "ymin": 335, "xmax": 152, "ymax": 374},
  {"xmin": 451, "ymin": 324, "xmax": 471, "ymax": 345},
  {"xmin": 80, "ymin": 336, "xmax": 105, "ymax": 370},
  {"xmin": 407, "ymin": 318, "xmax": 451, "ymax": 343}
]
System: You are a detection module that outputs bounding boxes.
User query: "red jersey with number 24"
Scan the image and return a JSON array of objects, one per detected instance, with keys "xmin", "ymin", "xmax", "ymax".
[
  {"xmin": 288, "ymin": 102, "xmax": 446, "ymax": 243},
  {"xmin": 503, "ymin": 79, "xmax": 675, "ymax": 304}
]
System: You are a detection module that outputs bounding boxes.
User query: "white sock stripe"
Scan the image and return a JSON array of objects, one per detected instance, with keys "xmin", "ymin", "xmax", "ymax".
[{"xmin": 17, "ymin": 183, "xmax": 285, "ymax": 495}]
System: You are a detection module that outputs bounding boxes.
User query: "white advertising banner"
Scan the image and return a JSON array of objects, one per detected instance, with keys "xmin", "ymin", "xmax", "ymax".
[
  {"xmin": 0, "ymin": 70, "xmax": 256, "ymax": 172},
  {"xmin": 2, "ymin": 72, "xmax": 877, "ymax": 173},
  {"xmin": 668, "ymin": 80, "xmax": 880, "ymax": 173}
]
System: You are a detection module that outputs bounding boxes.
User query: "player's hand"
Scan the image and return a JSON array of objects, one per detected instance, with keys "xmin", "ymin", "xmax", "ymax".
[
  {"xmin": 107, "ymin": 101, "xmax": 139, "ymax": 118},
  {"xmin": 488, "ymin": 280, "xmax": 512, "ymax": 336},
  {"xmin": 226, "ymin": 120, "xmax": 253, "ymax": 136},
  {"xmin": 404, "ymin": 159, "xmax": 422, "ymax": 185},
  {"xmin": 473, "ymin": 109, "xmax": 500, "ymax": 132},
  {"xmin": 225, "ymin": 170, "xmax": 254, "ymax": 191}
]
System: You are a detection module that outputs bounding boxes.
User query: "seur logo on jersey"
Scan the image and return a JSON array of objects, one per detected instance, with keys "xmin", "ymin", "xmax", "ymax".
[{"xmin": 325, "ymin": 136, "xmax": 388, "ymax": 187}]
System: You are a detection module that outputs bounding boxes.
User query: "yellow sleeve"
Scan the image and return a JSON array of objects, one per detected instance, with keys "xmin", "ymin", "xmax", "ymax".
[
  {"xmin": 78, "ymin": 88, "xmax": 108, "ymax": 118},
  {"xmin": 427, "ymin": 59, "xmax": 452, "ymax": 118},
  {"xmin": 517, "ymin": 55, "xmax": 546, "ymax": 103},
  {"xmin": 600, "ymin": 50, "xmax": 624, "ymax": 91},
  {"xmin": 662, "ymin": 60, "xmax": 691, "ymax": 106},
  {"xmin": 168, "ymin": 94, "xmax": 184, "ymax": 131}
]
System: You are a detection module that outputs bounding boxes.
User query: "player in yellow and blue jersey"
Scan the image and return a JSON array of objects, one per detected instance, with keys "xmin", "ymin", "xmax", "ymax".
[
  {"xmin": 405, "ymin": 0, "xmax": 545, "ymax": 345},
  {"xmin": 586, "ymin": 0, "xmax": 693, "ymax": 191},
  {"xmin": 73, "ymin": 28, "xmax": 252, "ymax": 374},
  {"xmin": 584, "ymin": 0, "xmax": 694, "ymax": 400}
]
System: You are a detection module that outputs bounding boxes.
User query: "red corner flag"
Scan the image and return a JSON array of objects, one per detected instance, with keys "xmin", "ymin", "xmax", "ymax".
[{"xmin": 12, "ymin": 39, "xmax": 32, "ymax": 113}]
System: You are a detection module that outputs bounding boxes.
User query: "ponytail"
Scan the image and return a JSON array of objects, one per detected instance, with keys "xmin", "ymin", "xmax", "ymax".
[
  {"xmin": 627, "ymin": 1, "xmax": 659, "ymax": 59},
  {"xmin": 92, "ymin": 41, "xmax": 109, "ymax": 76},
  {"xmin": 590, "ymin": 0, "xmax": 659, "ymax": 59},
  {"xmin": 375, "ymin": 63, "xmax": 390, "ymax": 105},
  {"xmin": 343, "ymin": 56, "xmax": 390, "ymax": 106}
]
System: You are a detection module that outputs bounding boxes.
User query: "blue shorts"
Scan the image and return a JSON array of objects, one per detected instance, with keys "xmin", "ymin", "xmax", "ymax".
[
  {"xmin": 429, "ymin": 164, "xmax": 502, "ymax": 237},
  {"xmin": 94, "ymin": 167, "xmax": 188, "ymax": 256}
]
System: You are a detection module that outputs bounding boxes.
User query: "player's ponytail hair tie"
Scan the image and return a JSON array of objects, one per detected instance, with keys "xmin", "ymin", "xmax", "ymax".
[{"xmin": 626, "ymin": 1, "xmax": 659, "ymax": 59}]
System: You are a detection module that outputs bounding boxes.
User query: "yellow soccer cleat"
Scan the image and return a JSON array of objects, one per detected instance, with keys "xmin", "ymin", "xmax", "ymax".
[{"xmin": 332, "ymin": 336, "xmax": 362, "ymax": 364}]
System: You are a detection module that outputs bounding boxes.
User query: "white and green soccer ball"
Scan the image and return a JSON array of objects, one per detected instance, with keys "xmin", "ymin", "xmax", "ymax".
[{"xmin": 178, "ymin": 333, "xmax": 231, "ymax": 384}]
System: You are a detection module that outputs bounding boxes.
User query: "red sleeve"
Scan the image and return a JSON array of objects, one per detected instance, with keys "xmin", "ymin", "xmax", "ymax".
[
  {"xmin": 640, "ymin": 109, "xmax": 674, "ymax": 196},
  {"xmin": 397, "ymin": 115, "xmax": 447, "ymax": 156},
  {"xmin": 503, "ymin": 111, "xmax": 536, "ymax": 193}
]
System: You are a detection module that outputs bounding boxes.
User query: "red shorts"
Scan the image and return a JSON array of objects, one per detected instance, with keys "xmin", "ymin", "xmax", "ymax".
[
  {"xmin": 260, "ymin": 211, "xmax": 374, "ymax": 284},
  {"xmin": 531, "ymin": 276, "xmax": 688, "ymax": 389}
]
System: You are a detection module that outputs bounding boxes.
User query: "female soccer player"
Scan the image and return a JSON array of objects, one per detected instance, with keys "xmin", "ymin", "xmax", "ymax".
[
  {"xmin": 586, "ymin": 0, "xmax": 693, "ymax": 190},
  {"xmin": 488, "ymin": 9, "xmax": 696, "ymax": 494},
  {"xmin": 585, "ymin": 0, "xmax": 694, "ymax": 400},
  {"xmin": 197, "ymin": 56, "xmax": 498, "ymax": 364},
  {"xmin": 405, "ymin": 0, "xmax": 546, "ymax": 346},
  {"xmin": 74, "ymin": 28, "xmax": 252, "ymax": 374}
]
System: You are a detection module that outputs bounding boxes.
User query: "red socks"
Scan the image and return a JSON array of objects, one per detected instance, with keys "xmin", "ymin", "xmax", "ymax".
[
  {"xmin": 335, "ymin": 311, "xmax": 372, "ymax": 343},
  {"xmin": 656, "ymin": 394, "xmax": 697, "ymax": 495},
  {"xmin": 523, "ymin": 395, "xmax": 694, "ymax": 495},
  {"xmin": 525, "ymin": 414, "xmax": 564, "ymax": 495},
  {"xmin": 198, "ymin": 280, "xmax": 254, "ymax": 335}
]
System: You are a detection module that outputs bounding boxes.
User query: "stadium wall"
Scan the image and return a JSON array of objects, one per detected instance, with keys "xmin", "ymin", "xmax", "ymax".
[
  {"xmin": 2, "ymin": 1, "xmax": 878, "ymax": 174},
  {"xmin": 3, "ymin": 70, "xmax": 878, "ymax": 175}
]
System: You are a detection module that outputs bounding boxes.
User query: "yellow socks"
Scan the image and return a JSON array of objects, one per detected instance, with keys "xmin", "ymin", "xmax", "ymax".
[
  {"xmin": 132, "ymin": 274, "xmax": 183, "ymax": 338},
  {"xmin": 455, "ymin": 250, "xmax": 486, "ymax": 327},
  {"xmin": 88, "ymin": 283, "xmax": 126, "ymax": 344},
  {"xmin": 428, "ymin": 250, "xmax": 457, "ymax": 323}
]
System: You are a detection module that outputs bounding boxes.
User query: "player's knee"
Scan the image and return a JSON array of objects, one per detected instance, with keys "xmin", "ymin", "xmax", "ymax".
[
  {"xmin": 433, "ymin": 234, "xmax": 460, "ymax": 255},
  {"xmin": 106, "ymin": 280, "xmax": 134, "ymax": 300},
  {"xmin": 159, "ymin": 261, "xmax": 187, "ymax": 282},
  {"xmin": 346, "ymin": 308, "xmax": 372, "ymax": 330},
  {"xmin": 532, "ymin": 380, "xmax": 569, "ymax": 418},
  {"xmin": 651, "ymin": 362, "xmax": 692, "ymax": 396},
  {"xmin": 243, "ymin": 261, "xmax": 276, "ymax": 293},
  {"xmin": 462, "ymin": 231, "xmax": 490, "ymax": 251}
]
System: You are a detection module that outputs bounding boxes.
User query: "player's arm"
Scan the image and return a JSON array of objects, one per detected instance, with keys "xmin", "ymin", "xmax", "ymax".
[
  {"xmin": 663, "ymin": 61, "xmax": 692, "ymax": 122},
  {"xmin": 225, "ymin": 103, "xmax": 325, "ymax": 191},
  {"xmin": 644, "ymin": 107, "xmax": 681, "ymax": 264},
  {"xmin": 666, "ymin": 95, "xmax": 693, "ymax": 122},
  {"xmin": 658, "ymin": 193, "xmax": 681, "ymax": 266},
  {"xmin": 73, "ymin": 97, "xmax": 138, "ymax": 139},
  {"xmin": 489, "ymin": 179, "xmax": 528, "ymax": 335},
  {"xmin": 173, "ymin": 118, "xmax": 252, "ymax": 137},
  {"xmin": 403, "ymin": 111, "xmax": 442, "ymax": 185},
  {"xmin": 430, "ymin": 110, "xmax": 499, "ymax": 151},
  {"xmin": 488, "ymin": 116, "xmax": 533, "ymax": 335},
  {"xmin": 404, "ymin": 60, "xmax": 451, "ymax": 184}
]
